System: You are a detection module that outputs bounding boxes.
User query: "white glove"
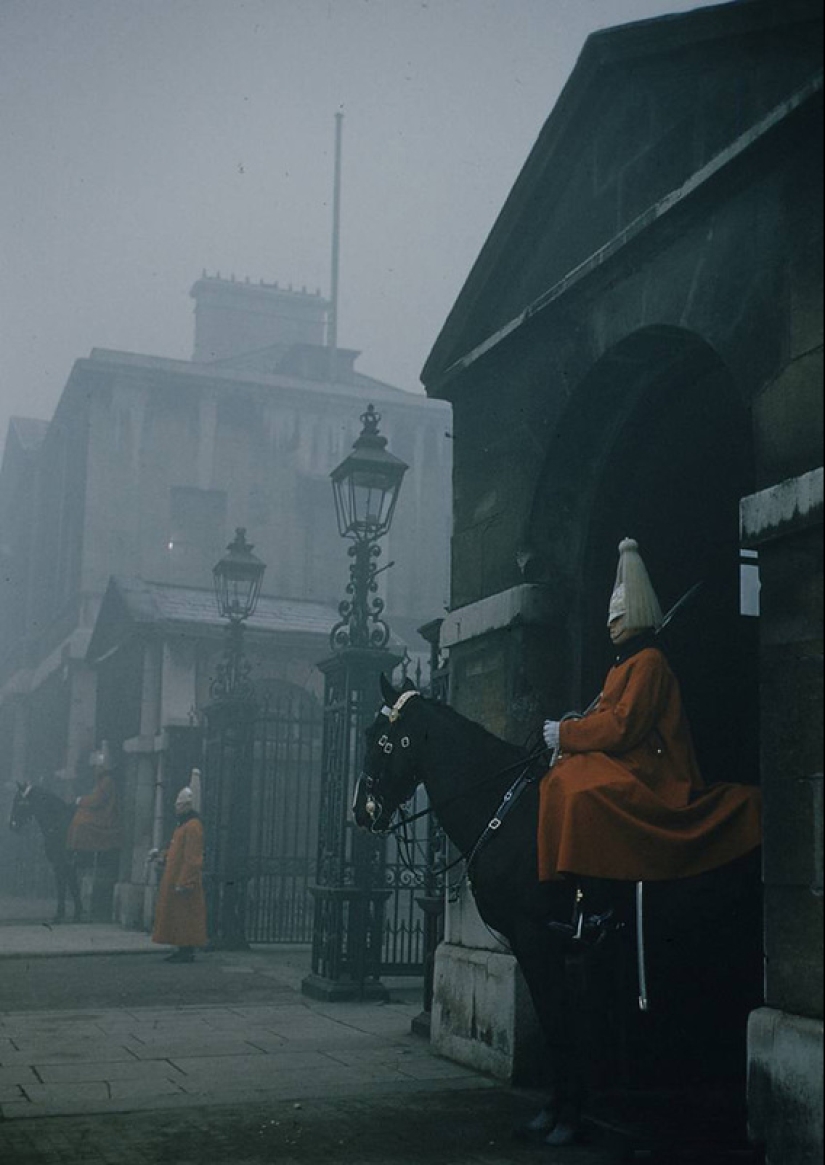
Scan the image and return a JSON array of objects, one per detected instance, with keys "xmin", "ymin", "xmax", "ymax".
[{"xmin": 543, "ymin": 720, "xmax": 561, "ymax": 750}]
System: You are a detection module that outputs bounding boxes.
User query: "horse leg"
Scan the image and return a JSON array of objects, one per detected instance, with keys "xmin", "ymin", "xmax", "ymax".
[{"xmin": 510, "ymin": 910, "xmax": 585, "ymax": 1145}]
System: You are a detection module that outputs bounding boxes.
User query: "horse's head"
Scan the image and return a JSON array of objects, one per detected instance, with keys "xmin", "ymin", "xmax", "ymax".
[
  {"xmin": 353, "ymin": 675, "xmax": 424, "ymax": 833},
  {"xmin": 9, "ymin": 782, "xmax": 36, "ymax": 832}
]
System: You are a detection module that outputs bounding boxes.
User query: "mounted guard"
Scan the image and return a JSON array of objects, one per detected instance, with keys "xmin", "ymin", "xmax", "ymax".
[
  {"xmin": 354, "ymin": 536, "xmax": 764, "ymax": 1153},
  {"xmin": 537, "ymin": 538, "xmax": 762, "ymax": 885}
]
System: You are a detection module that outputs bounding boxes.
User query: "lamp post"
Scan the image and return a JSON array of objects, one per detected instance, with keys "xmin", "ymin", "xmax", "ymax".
[
  {"xmin": 329, "ymin": 403, "xmax": 408, "ymax": 650},
  {"xmin": 209, "ymin": 527, "xmax": 266, "ymax": 701},
  {"xmin": 203, "ymin": 528, "xmax": 266, "ymax": 950},
  {"xmin": 303, "ymin": 405, "xmax": 408, "ymax": 1001}
]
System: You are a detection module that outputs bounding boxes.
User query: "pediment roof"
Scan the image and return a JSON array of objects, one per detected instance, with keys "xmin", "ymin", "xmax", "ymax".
[
  {"xmin": 86, "ymin": 576, "xmax": 341, "ymax": 663},
  {"xmin": 422, "ymin": 0, "xmax": 822, "ymax": 391}
]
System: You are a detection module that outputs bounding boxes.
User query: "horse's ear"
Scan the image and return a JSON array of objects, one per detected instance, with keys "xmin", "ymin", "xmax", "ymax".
[{"xmin": 380, "ymin": 673, "xmax": 399, "ymax": 705}]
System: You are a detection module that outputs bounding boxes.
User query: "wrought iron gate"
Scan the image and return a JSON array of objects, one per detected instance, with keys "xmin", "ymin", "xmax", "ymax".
[
  {"xmin": 202, "ymin": 681, "xmax": 324, "ymax": 945},
  {"xmin": 202, "ymin": 663, "xmax": 440, "ymax": 971},
  {"xmin": 378, "ymin": 782, "xmax": 433, "ymax": 973},
  {"xmin": 378, "ymin": 650, "xmax": 449, "ymax": 974}
]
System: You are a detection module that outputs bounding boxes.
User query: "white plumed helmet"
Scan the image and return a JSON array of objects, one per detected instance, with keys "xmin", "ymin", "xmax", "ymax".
[{"xmin": 608, "ymin": 538, "xmax": 663, "ymax": 631}]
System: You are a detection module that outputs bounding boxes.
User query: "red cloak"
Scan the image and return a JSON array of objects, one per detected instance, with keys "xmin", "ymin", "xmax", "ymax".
[
  {"xmin": 537, "ymin": 646, "xmax": 762, "ymax": 882},
  {"xmin": 67, "ymin": 774, "xmax": 122, "ymax": 852},
  {"xmin": 152, "ymin": 815, "xmax": 208, "ymax": 948}
]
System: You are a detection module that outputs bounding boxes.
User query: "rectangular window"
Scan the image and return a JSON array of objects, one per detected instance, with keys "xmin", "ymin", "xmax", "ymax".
[
  {"xmin": 167, "ymin": 488, "xmax": 227, "ymax": 586},
  {"xmin": 739, "ymin": 548, "xmax": 760, "ymax": 617}
]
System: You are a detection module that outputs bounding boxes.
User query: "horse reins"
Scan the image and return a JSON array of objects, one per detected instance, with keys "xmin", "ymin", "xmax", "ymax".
[
  {"xmin": 367, "ymin": 691, "xmax": 548, "ymax": 883},
  {"xmin": 391, "ymin": 749, "xmax": 547, "ymax": 881}
]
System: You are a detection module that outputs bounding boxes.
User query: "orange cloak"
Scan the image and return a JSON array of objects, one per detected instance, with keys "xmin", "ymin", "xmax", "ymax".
[
  {"xmin": 537, "ymin": 646, "xmax": 761, "ymax": 882},
  {"xmin": 152, "ymin": 815, "xmax": 208, "ymax": 948},
  {"xmin": 67, "ymin": 774, "xmax": 122, "ymax": 852}
]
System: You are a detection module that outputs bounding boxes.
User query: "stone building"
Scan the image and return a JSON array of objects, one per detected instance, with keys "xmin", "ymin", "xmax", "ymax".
[
  {"xmin": 421, "ymin": 2, "xmax": 822, "ymax": 1162},
  {"xmin": 0, "ymin": 275, "xmax": 452, "ymax": 933}
]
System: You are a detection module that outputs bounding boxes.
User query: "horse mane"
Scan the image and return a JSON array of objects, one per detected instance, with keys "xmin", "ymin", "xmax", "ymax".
[{"xmin": 423, "ymin": 697, "xmax": 526, "ymax": 764}]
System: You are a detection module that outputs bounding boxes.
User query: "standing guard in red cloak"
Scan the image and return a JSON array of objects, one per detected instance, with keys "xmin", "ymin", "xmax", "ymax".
[
  {"xmin": 537, "ymin": 538, "xmax": 762, "ymax": 885},
  {"xmin": 151, "ymin": 775, "xmax": 208, "ymax": 963}
]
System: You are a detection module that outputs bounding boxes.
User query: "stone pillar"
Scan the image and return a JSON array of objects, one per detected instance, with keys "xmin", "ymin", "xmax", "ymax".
[
  {"xmin": 114, "ymin": 642, "xmax": 164, "ymax": 930},
  {"xmin": 741, "ymin": 469, "xmax": 823, "ymax": 1165},
  {"xmin": 114, "ymin": 735, "xmax": 161, "ymax": 930},
  {"xmin": 430, "ymin": 584, "xmax": 557, "ymax": 1082}
]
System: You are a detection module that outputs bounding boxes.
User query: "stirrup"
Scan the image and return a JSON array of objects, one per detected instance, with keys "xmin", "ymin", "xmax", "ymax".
[{"xmin": 548, "ymin": 908, "xmax": 622, "ymax": 947}]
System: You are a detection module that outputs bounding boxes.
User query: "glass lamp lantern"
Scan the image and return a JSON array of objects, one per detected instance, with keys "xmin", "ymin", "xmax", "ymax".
[
  {"xmin": 212, "ymin": 528, "xmax": 266, "ymax": 623},
  {"xmin": 331, "ymin": 405, "xmax": 408, "ymax": 541}
]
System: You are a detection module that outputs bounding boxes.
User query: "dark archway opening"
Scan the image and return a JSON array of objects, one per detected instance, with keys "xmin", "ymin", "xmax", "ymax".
[
  {"xmin": 534, "ymin": 328, "xmax": 762, "ymax": 1129},
  {"xmin": 579, "ymin": 336, "xmax": 762, "ymax": 1111},
  {"xmin": 582, "ymin": 348, "xmax": 759, "ymax": 793}
]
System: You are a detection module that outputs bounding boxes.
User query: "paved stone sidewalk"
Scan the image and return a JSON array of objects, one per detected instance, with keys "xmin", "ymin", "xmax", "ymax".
[
  {"xmin": 0, "ymin": 995, "xmax": 492, "ymax": 1121},
  {"xmin": 0, "ymin": 922, "xmax": 157, "ymax": 959}
]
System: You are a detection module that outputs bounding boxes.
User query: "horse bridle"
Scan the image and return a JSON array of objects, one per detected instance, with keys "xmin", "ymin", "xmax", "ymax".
[
  {"xmin": 356, "ymin": 692, "xmax": 419, "ymax": 831},
  {"xmin": 358, "ymin": 690, "xmax": 547, "ymax": 876}
]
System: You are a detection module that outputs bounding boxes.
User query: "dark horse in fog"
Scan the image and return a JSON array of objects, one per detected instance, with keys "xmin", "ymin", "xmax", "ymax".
[
  {"xmin": 8, "ymin": 784, "xmax": 83, "ymax": 923},
  {"xmin": 355, "ymin": 677, "xmax": 762, "ymax": 1150}
]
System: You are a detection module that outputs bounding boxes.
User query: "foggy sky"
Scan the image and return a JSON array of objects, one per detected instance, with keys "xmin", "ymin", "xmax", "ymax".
[{"xmin": 1, "ymin": 0, "xmax": 715, "ymax": 446}]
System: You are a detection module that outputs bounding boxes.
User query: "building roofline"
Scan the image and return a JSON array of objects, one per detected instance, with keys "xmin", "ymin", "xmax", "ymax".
[
  {"xmin": 59, "ymin": 346, "xmax": 447, "ymax": 414},
  {"xmin": 421, "ymin": 0, "xmax": 823, "ymax": 388},
  {"xmin": 425, "ymin": 71, "xmax": 822, "ymax": 395}
]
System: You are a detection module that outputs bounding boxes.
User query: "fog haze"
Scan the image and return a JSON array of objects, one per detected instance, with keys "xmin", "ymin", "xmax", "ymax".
[{"xmin": 1, "ymin": 0, "xmax": 713, "ymax": 443}]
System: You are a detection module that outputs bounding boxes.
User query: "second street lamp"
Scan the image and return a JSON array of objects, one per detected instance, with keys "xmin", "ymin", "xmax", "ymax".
[
  {"xmin": 203, "ymin": 527, "xmax": 266, "ymax": 950},
  {"xmin": 209, "ymin": 527, "xmax": 266, "ymax": 701}
]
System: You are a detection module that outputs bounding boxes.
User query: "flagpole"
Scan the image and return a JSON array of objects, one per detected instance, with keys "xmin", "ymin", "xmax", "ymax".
[{"xmin": 328, "ymin": 110, "xmax": 343, "ymax": 384}]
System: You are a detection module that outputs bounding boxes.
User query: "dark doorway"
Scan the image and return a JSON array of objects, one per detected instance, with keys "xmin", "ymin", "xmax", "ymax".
[
  {"xmin": 581, "ymin": 345, "xmax": 759, "ymax": 792},
  {"xmin": 569, "ymin": 333, "xmax": 763, "ymax": 1126}
]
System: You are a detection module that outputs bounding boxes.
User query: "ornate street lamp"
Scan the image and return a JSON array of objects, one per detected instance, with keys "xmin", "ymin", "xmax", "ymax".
[
  {"xmin": 303, "ymin": 405, "xmax": 407, "ymax": 1002},
  {"xmin": 329, "ymin": 404, "xmax": 408, "ymax": 651},
  {"xmin": 209, "ymin": 528, "xmax": 266, "ymax": 701},
  {"xmin": 203, "ymin": 527, "xmax": 266, "ymax": 950}
]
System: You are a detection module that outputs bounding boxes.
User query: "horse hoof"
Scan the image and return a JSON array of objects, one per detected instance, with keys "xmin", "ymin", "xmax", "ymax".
[
  {"xmin": 544, "ymin": 1121, "xmax": 581, "ymax": 1147},
  {"xmin": 513, "ymin": 1105, "xmax": 557, "ymax": 1140}
]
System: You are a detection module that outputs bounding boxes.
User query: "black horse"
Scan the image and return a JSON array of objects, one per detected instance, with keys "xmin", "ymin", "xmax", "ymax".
[
  {"xmin": 8, "ymin": 783, "xmax": 83, "ymax": 923},
  {"xmin": 355, "ymin": 676, "xmax": 763, "ymax": 1152}
]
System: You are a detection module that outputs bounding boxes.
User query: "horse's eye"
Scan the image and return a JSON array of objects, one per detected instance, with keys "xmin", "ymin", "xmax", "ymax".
[{"xmin": 400, "ymin": 736, "xmax": 410, "ymax": 749}]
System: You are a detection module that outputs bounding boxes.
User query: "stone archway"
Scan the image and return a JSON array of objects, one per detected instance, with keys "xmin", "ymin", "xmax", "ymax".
[
  {"xmin": 530, "ymin": 325, "xmax": 759, "ymax": 788},
  {"xmin": 528, "ymin": 324, "xmax": 763, "ymax": 1097}
]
